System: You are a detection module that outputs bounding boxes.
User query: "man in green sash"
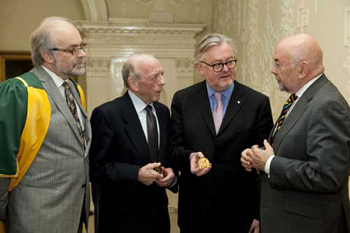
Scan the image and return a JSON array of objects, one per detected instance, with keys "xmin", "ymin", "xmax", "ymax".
[{"xmin": 0, "ymin": 16, "xmax": 91, "ymax": 233}]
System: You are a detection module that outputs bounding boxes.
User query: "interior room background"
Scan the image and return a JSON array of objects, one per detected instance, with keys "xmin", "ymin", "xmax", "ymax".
[{"xmin": 1, "ymin": 1, "xmax": 350, "ymax": 233}]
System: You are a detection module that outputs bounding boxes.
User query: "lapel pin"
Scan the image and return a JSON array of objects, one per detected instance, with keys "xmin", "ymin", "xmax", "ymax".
[{"xmin": 237, "ymin": 101, "xmax": 240, "ymax": 104}]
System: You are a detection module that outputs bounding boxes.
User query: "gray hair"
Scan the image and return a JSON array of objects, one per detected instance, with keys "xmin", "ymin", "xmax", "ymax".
[
  {"xmin": 195, "ymin": 33, "xmax": 236, "ymax": 62},
  {"xmin": 30, "ymin": 16, "xmax": 75, "ymax": 66},
  {"xmin": 122, "ymin": 55, "xmax": 141, "ymax": 88}
]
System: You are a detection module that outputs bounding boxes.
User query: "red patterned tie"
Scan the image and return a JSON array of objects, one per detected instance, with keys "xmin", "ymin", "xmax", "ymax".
[
  {"xmin": 62, "ymin": 82, "xmax": 85, "ymax": 146},
  {"xmin": 273, "ymin": 94, "xmax": 298, "ymax": 138},
  {"xmin": 213, "ymin": 93, "xmax": 223, "ymax": 134}
]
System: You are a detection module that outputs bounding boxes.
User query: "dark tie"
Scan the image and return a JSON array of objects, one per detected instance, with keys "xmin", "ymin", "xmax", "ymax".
[
  {"xmin": 62, "ymin": 82, "xmax": 85, "ymax": 146},
  {"xmin": 273, "ymin": 93, "xmax": 298, "ymax": 138},
  {"xmin": 145, "ymin": 105, "xmax": 158, "ymax": 162}
]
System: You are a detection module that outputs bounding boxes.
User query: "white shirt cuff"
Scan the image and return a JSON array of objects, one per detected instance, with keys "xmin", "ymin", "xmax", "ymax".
[{"xmin": 264, "ymin": 155, "xmax": 275, "ymax": 176}]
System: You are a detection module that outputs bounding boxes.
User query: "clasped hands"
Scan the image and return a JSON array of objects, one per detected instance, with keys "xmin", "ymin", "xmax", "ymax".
[
  {"xmin": 241, "ymin": 139, "xmax": 274, "ymax": 172},
  {"xmin": 138, "ymin": 162, "xmax": 175, "ymax": 187}
]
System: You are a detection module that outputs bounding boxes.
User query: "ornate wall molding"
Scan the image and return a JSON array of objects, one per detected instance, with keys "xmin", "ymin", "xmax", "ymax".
[
  {"xmin": 280, "ymin": 0, "xmax": 296, "ymax": 38},
  {"xmin": 344, "ymin": 7, "xmax": 350, "ymax": 102},
  {"xmin": 76, "ymin": 20, "xmax": 205, "ymax": 113},
  {"xmin": 80, "ymin": 0, "xmax": 108, "ymax": 21}
]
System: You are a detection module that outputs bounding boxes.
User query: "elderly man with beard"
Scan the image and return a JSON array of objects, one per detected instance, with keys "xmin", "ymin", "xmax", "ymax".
[{"xmin": 0, "ymin": 16, "xmax": 91, "ymax": 233}]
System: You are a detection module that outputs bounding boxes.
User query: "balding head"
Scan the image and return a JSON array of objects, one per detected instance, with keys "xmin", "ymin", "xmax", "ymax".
[
  {"xmin": 277, "ymin": 34, "xmax": 324, "ymax": 77},
  {"xmin": 272, "ymin": 34, "xmax": 325, "ymax": 93}
]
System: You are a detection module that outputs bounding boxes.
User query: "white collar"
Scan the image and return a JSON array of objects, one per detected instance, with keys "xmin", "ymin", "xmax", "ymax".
[
  {"xmin": 295, "ymin": 73, "xmax": 323, "ymax": 98},
  {"xmin": 41, "ymin": 65, "xmax": 65, "ymax": 88}
]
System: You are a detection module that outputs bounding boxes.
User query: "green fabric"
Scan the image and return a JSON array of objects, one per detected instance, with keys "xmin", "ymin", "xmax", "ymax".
[
  {"xmin": 20, "ymin": 72, "xmax": 44, "ymax": 89},
  {"xmin": 0, "ymin": 78, "xmax": 28, "ymax": 175}
]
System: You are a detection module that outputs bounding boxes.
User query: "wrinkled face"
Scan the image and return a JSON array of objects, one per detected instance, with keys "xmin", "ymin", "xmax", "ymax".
[
  {"xmin": 271, "ymin": 44, "xmax": 299, "ymax": 93},
  {"xmin": 52, "ymin": 25, "xmax": 86, "ymax": 79},
  {"xmin": 134, "ymin": 58, "xmax": 165, "ymax": 105},
  {"xmin": 197, "ymin": 42, "xmax": 236, "ymax": 92}
]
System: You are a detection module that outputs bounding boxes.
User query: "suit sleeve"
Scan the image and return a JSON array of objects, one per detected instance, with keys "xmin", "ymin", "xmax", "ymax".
[
  {"xmin": 170, "ymin": 92, "xmax": 193, "ymax": 168},
  {"xmin": 270, "ymin": 99, "xmax": 350, "ymax": 193},
  {"xmin": 254, "ymin": 97, "xmax": 274, "ymax": 146},
  {"xmin": 89, "ymin": 107, "xmax": 140, "ymax": 184}
]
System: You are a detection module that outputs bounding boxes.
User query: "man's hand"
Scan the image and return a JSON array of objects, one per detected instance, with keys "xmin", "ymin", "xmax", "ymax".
[
  {"xmin": 190, "ymin": 152, "xmax": 211, "ymax": 177},
  {"xmin": 249, "ymin": 219, "xmax": 260, "ymax": 233},
  {"xmin": 138, "ymin": 162, "xmax": 164, "ymax": 186},
  {"xmin": 242, "ymin": 140, "xmax": 274, "ymax": 172},
  {"xmin": 156, "ymin": 167, "xmax": 175, "ymax": 187}
]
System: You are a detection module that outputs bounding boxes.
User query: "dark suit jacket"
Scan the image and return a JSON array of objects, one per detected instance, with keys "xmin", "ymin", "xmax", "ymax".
[
  {"xmin": 261, "ymin": 75, "xmax": 350, "ymax": 233},
  {"xmin": 171, "ymin": 80, "xmax": 273, "ymax": 233},
  {"xmin": 89, "ymin": 91, "xmax": 176, "ymax": 233}
]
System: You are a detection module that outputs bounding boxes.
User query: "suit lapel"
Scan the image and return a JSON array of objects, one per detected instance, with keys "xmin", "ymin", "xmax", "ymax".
[
  {"xmin": 219, "ymin": 81, "xmax": 245, "ymax": 134},
  {"xmin": 32, "ymin": 66, "xmax": 83, "ymax": 144},
  {"xmin": 195, "ymin": 81, "xmax": 216, "ymax": 136},
  {"xmin": 272, "ymin": 75, "xmax": 329, "ymax": 152},
  {"xmin": 122, "ymin": 92, "xmax": 151, "ymax": 164}
]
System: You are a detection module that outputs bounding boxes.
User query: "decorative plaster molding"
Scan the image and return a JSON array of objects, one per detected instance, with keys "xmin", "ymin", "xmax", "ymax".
[
  {"xmin": 280, "ymin": 0, "xmax": 296, "ymax": 38},
  {"xmin": 314, "ymin": 0, "xmax": 318, "ymax": 15},
  {"xmin": 80, "ymin": 0, "xmax": 108, "ymax": 21},
  {"xmin": 175, "ymin": 58, "xmax": 194, "ymax": 77},
  {"xmin": 344, "ymin": 7, "xmax": 350, "ymax": 47},
  {"xmin": 85, "ymin": 57, "xmax": 111, "ymax": 78}
]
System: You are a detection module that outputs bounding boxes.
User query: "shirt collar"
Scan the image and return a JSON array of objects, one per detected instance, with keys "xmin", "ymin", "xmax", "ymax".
[
  {"xmin": 295, "ymin": 73, "xmax": 323, "ymax": 98},
  {"xmin": 206, "ymin": 81, "xmax": 235, "ymax": 99},
  {"xmin": 41, "ymin": 65, "xmax": 65, "ymax": 88},
  {"xmin": 128, "ymin": 90, "xmax": 152, "ymax": 113}
]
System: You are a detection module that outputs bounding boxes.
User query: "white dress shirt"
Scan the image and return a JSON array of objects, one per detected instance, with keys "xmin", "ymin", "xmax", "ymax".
[
  {"xmin": 128, "ymin": 90, "xmax": 160, "ymax": 147},
  {"xmin": 264, "ymin": 74, "xmax": 323, "ymax": 175}
]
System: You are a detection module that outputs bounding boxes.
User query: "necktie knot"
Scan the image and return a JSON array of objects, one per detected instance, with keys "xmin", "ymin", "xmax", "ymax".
[{"xmin": 214, "ymin": 92, "xmax": 222, "ymax": 102}]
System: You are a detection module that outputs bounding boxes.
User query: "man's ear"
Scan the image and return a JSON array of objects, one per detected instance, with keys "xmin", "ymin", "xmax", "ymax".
[
  {"xmin": 128, "ymin": 76, "xmax": 139, "ymax": 92},
  {"xmin": 41, "ymin": 51, "xmax": 55, "ymax": 64},
  {"xmin": 298, "ymin": 61, "xmax": 309, "ymax": 79},
  {"xmin": 195, "ymin": 62, "xmax": 205, "ymax": 75}
]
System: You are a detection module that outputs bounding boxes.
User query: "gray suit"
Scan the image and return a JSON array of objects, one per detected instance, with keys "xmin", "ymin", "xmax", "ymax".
[
  {"xmin": 2, "ymin": 66, "xmax": 91, "ymax": 233},
  {"xmin": 261, "ymin": 74, "xmax": 350, "ymax": 233}
]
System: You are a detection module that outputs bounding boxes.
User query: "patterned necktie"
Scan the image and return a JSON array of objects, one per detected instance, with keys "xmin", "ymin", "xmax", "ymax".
[
  {"xmin": 62, "ymin": 82, "xmax": 85, "ymax": 146},
  {"xmin": 273, "ymin": 93, "xmax": 298, "ymax": 138},
  {"xmin": 145, "ymin": 105, "xmax": 158, "ymax": 162},
  {"xmin": 213, "ymin": 92, "xmax": 223, "ymax": 134}
]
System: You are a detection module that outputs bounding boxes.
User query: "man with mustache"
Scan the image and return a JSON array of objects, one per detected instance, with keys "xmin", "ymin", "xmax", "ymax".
[
  {"xmin": 0, "ymin": 16, "xmax": 91, "ymax": 233},
  {"xmin": 89, "ymin": 54, "xmax": 177, "ymax": 233}
]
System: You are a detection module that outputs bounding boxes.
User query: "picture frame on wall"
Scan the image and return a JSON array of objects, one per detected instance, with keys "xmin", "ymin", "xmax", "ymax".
[{"xmin": 0, "ymin": 52, "xmax": 33, "ymax": 82}]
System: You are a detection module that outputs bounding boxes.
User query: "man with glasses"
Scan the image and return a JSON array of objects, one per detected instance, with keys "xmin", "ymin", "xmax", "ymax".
[
  {"xmin": 0, "ymin": 16, "xmax": 91, "ymax": 233},
  {"xmin": 170, "ymin": 33, "xmax": 273, "ymax": 233}
]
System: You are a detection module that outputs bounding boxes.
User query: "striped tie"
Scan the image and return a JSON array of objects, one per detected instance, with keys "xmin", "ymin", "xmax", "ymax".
[{"xmin": 273, "ymin": 94, "xmax": 298, "ymax": 138}]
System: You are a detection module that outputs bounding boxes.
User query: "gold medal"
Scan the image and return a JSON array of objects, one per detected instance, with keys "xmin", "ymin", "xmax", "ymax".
[
  {"xmin": 153, "ymin": 166, "xmax": 163, "ymax": 174},
  {"xmin": 198, "ymin": 157, "xmax": 210, "ymax": 169}
]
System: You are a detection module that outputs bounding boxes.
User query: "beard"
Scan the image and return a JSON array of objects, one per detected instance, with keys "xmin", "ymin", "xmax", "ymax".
[{"xmin": 55, "ymin": 56, "xmax": 85, "ymax": 78}]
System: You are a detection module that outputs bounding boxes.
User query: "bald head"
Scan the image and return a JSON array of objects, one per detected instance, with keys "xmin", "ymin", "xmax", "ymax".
[
  {"xmin": 122, "ymin": 54, "xmax": 160, "ymax": 88},
  {"xmin": 277, "ymin": 34, "xmax": 324, "ymax": 76}
]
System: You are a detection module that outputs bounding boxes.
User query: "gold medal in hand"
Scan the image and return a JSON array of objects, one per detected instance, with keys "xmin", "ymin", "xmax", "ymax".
[{"xmin": 198, "ymin": 157, "xmax": 210, "ymax": 169}]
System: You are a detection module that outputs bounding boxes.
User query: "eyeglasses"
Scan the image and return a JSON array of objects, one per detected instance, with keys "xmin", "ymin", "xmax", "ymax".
[
  {"xmin": 51, "ymin": 43, "xmax": 87, "ymax": 56},
  {"xmin": 200, "ymin": 59, "xmax": 238, "ymax": 72}
]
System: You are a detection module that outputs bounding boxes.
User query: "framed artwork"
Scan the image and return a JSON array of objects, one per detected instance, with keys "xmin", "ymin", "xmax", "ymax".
[{"xmin": 0, "ymin": 52, "xmax": 33, "ymax": 82}]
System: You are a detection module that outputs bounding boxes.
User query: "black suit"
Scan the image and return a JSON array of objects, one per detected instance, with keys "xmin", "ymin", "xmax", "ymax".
[
  {"xmin": 89, "ymin": 92, "xmax": 175, "ymax": 233},
  {"xmin": 171, "ymin": 80, "xmax": 273, "ymax": 233}
]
